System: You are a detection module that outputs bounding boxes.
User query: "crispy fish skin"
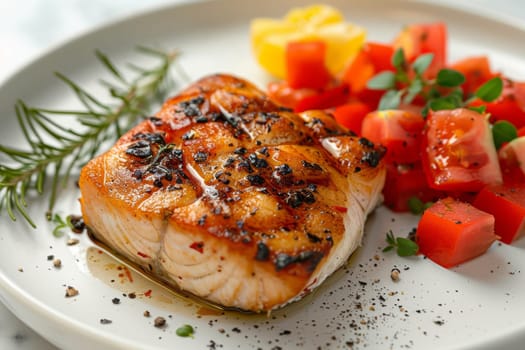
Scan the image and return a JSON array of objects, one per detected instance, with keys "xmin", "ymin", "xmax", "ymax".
[{"xmin": 79, "ymin": 74, "xmax": 385, "ymax": 312}]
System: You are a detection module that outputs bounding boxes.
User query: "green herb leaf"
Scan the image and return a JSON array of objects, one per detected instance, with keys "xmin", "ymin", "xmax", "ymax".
[
  {"xmin": 382, "ymin": 246, "xmax": 394, "ymax": 252},
  {"xmin": 412, "ymin": 53, "xmax": 434, "ymax": 75},
  {"xmin": 378, "ymin": 90, "xmax": 401, "ymax": 110},
  {"xmin": 403, "ymin": 79, "xmax": 424, "ymax": 104},
  {"xmin": 367, "ymin": 71, "xmax": 396, "ymax": 90},
  {"xmin": 475, "ymin": 77, "xmax": 503, "ymax": 102},
  {"xmin": 386, "ymin": 230, "xmax": 396, "ymax": 245},
  {"xmin": 468, "ymin": 105, "xmax": 487, "ymax": 114},
  {"xmin": 395, "ymin": 70, "xmax": 410, "ymax": 84},
  {"xmin": 176, "ymin": 324, "xmax": 194, "ymax": 337},
  {"xmin": 436, "ymin": 69, "xmax": 465, "ymax": 87},
  {"xmin": 407, "ymin": 197, "xmax": 433, "ymax": 215},
  {"xmin": 492, "ymin": 120, "xmax": 518, "ymax": 149},
  {"xmin": 383, "ymin": 230, "xmax": 419, "ymax": 257},
  {"xmin": 396, "ymin": 237, "xmax": 419, "ymax": 257},
  {"xmin": 448, "ymin": 88, "xmax": 465, "ymax": 101},
  {"xmin": 51, "ymin": 214, "xmax": 69, "ymax": 237},
  {"xmin": 428, "ymin": 97, "xmax": 459, "ymax": 111},
  {"xmin": 407, "ymin": 197, "xmax": 425, "ymax": 215},
  {"xmin": 392, "ymin": 48, "xmax": 406, "ymax": 69},
  {"xmin": 366, "ymin": 50, "xmax": 494, "ymax": 119},
  {"xmin": 425, "ymin": 86, "xmax": 440, "ymax": 100}
]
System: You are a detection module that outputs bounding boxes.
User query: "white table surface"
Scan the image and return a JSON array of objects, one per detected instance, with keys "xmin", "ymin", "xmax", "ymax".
[{"xmin": 0, "ymin": 0, "xmax": 523, "ymax": 349}]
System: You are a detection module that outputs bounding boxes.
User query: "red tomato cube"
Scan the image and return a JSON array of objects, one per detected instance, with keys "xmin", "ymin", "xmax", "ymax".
[
  {"xmin": 450, "ymin": 56, "xmax": 494, "ymax": 96},
  {"xmin": 267, "ymin": 81, "xmax": 317, "ymax": 110},
  {"xmin": 342, "ymin": 47, "xmax": 375, "ymax": 93},
  {"xmin": 487, "ymin": 80, "xmax": 525, "ymax": 129},
  {"xmin": 416, "ymin": 197, "xmax": 497, "ymax": 268},
  {"xmin": 361, "ymin": 110, "xmax": 425, "ymax": 164},
  {"xmin": 332, "ymin": 101, "xmax": 371, "ymax": 135},
  {"xmin": 422, "ymin": 108, "xmax": 503, "ymax": 192},
  {"xmin": 473, "ymin": 184, "xmax": 525, "ymax": 244},
  {"xmin": 293, "ymin": 84, "xmax": 349, "ymax": 113},
  {"xmin": 365, "ymin": 42, "xmax": 395, "ymax": 72},
  {"xmin": 286, "ymin": 41, "xmax": 332, "ymax": 90},
  {"xmin": 393, "ymin": 22, "xmax": 447, "ymax": 78},
  {"xmin": 383, "ymin": 162, "xmax": 443, "ymax": 212},
  {"xmin": 498, "ymin": 136, "xmax": 525, "ymax": 184}
]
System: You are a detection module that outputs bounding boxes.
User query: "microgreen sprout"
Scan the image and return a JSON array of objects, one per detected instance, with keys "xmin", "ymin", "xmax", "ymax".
[{"xmin": 383, "ymin": 230, "xmax": 419, "ymax": 257}]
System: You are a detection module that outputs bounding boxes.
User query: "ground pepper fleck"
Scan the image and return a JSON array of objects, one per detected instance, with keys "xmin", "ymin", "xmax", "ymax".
[
  {"xmin": 69, "ymin": 215, "xmax": 85, "ymax": 233},
  {"xmin": 154, "ymin": 316, "xmax": 166, "ymax": 328},
  {"xmin": 65, "ymin": 286, "xmax": 78, "ymax": 297},
  {"xmin": 66, "ymin": 238, "xmax": 79, "ymax": 246},
  {"xmin": 53, "ymin": 258, "xmax": 62, "ymax": 268},
  {"xmin": 391, "ymin": 268, "xmax": 400, "ymax": 282}
]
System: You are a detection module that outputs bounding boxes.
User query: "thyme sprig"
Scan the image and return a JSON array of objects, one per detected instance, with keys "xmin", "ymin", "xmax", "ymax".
[
  {"xmin": 0, "ymin": 47, "xmax": 182, "ymax": 227},
  {"xmin": 367, "ymin": 48, "xmax": 503, "ymax": 116}
]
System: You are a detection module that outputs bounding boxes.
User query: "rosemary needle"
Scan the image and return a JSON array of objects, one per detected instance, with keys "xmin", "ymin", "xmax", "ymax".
[{"xmin": 0, "ymin": 47, "xmax": 182, "ymax": 228}]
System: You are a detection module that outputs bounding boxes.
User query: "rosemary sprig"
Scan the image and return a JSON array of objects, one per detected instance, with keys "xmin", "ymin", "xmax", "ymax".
[{"xmin": 0, "ymin": 47, "xmax": 182, "ymax": 227}]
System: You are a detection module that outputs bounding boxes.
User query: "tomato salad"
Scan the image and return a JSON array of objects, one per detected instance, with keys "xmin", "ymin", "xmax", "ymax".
[{"xmin": 251, "ymin": 5, "xmax": 525, "ymax": 268}]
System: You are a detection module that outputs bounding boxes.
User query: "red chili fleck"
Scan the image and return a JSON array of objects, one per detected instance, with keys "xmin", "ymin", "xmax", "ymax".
[
  {"xmin": 137, "ymin": 251, "xmax": 150, "ymax": 258},
  {"xmin": 144, "ymin": 289, "xmax": 152, "ymax": 297},
  {"xmin": 124, "ymin": 267, "xmax": 133, "ymax": 283},
  {"xmin": 190, "ymin": 241, "xmax": 205, "ymax": 253},
  {"xmin": 333, "ymin": 206, "xmax": 348, "ymax": 213}
]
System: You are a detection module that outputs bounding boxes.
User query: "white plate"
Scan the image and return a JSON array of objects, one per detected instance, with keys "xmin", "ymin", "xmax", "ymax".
[{"xmin": 1, "ymin": 0, "xmax": 525, "ymax": 349}]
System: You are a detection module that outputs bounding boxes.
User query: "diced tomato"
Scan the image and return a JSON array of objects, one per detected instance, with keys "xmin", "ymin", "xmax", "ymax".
[
  {"xmin": 294, "ymin": 84, "xmax": 349, "ymax": 112},
  {"xmin": 393, "ymin": 22, "xmax": 447, "ymax": 77},
  {"xmin": 422, "ymin": 108, "xmax": 502, "ymax": 192},
  {"xmin": 450, "ymin": 56, "xmax": 494, "ymax": 96},
  {"xmin": 332, "ymin": 101, "xmax": 372, "ymax": 135},
  {"xmin": 518, "ymin": 127, "xmax": 525, "ymax": 137},
  {"xmin": 470, "ymin": 79, "xmax": 525, "ymax": 129},
  {"xmin": 354, "ymin": 88, "xmax": 385, "ymax": 110},
  {"xmin": 473, "ymin": 184, "xmax": 525, "ymax": 244},
  {"xmin": 383, "ymin": 162, "xmax": 444, "ymax": 212},
  {"xmin": 267, "ymin": 81, "xmax": 317, "ymax": 110},
  {"xmin": 490, "ymin": 80, "xmax": 525, "ymax": 128},
  {"xmin": 361, "ymin": 110, "xmax": 425, "ymax": 163},
  {"xmin": 477, "ymin": 97, "xmax": 525, "ymax": 128},
  {"xmin": 498, "ymin": 136, "xmax": 525, "ymax": 184},
  {"xmin": 398, "ymin": 103, "xmax": 424, "ymax": 116},
  {"xmin": 443, "ymin": 190, "xmax": 479, "ymax": 205},
  {"xmin": 342, "ymin": 42, "xmax": 395, "ymax": 110},
  {"xmin": 285, "ymin": 41, "xmax": 332, "ymax": 89},
  {"xmin": 342, "ymin": 48, "xmax": 375, "ymax": 93},
  {"xmin": 416, "ymin": 197, "xmax": 497, "ymax": 268},
  {"xmin": 365, "ymin": 42, "xmax": 395, "ymax": 72},
  {"xmin": 267, "ymin": 81, "xmax": 349, "ymax": 113}
]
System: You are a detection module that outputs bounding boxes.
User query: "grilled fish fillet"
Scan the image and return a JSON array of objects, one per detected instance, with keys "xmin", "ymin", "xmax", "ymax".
[{"xmin": 79, "ymin": 74, "xmax": 386, "ymax": 312}]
